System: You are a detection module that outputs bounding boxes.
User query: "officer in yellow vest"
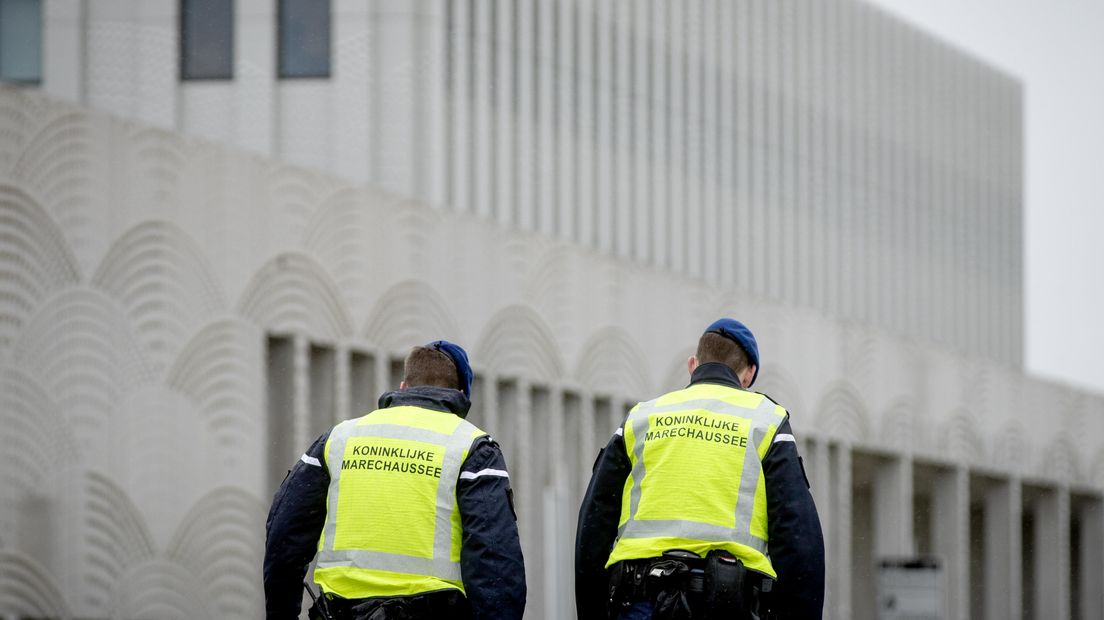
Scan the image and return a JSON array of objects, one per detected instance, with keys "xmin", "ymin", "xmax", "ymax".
[
  {"xmin": 575, "ymin": 319, "xmax": 824, "ymax": 619},
  {"xmin": 264, "ymin": 341, "xmax": 526, "ymax": 619}
]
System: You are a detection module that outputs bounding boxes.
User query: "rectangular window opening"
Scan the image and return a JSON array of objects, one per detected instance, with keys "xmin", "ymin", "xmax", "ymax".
[
  {"xmin": 181, "ymin": 0, "xmax": 234, "ymax": 80},
  {"xmin": 388, "ymin": 357, "xmax": 406, "ymax": 393},
  {"xmin": 309, "ymin": 343, "xmax": 336, "ymax": 433},
  {"xmin": 265, "ymin": 335, "xmax": 295, "ymax": 494},
  {"xmin": 278, "ymin": 0, "xmax": 331, "ymax": 78},
  {"xmin": 0, "ymin": 0, "xmax": 43, "ymax": 84},
  {"xmin": 349, "ymin": 350, "xmax": 377, "ymax": 418}
]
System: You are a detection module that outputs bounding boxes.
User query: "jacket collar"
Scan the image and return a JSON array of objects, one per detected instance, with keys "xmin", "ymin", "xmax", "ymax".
[
  {"xmin": 689, "ymin": 362, "xmax": 745, "ymax": 391},
  {"xmin": 377, "ymin": 385, "xmax": 472, "ymax": 418}
]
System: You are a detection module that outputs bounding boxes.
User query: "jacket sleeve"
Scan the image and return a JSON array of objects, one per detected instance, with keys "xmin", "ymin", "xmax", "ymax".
[
  {"xmin": 763, "ymin": 416, "xmax": 825, "ymax": 619},
  {"xmin": 575, "ymin": 431, "xmax": 632, "ymax": 620},
  {"xmin": 263, "ymin": 433, "xmax": 330, "ymax": 620},
  {"xmin": 457, "ymin": 436, "xmax": 526, "ymax": 620}
]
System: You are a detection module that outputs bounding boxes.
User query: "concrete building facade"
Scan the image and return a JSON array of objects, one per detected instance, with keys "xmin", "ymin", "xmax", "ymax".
[{"xmin": 0, "ymin": 1, "xmax": 1098, "ymax": 619}]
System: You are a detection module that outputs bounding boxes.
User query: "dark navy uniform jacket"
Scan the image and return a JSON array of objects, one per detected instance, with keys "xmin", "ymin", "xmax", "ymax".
[
  {"xmin": 575, "ymin": 363, "xmax": 825, "ymax": 619},
  {"xmin": 264, "ymin": 386, "xmax": 526, "ymax": 620}
]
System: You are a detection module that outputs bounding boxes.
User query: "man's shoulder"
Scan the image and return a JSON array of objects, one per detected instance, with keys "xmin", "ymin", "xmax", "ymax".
[
  {"xmin": 328, "ymin": 416, "xmax": 360, "ymax": 436},
  {"xmin": 467, "ymin": 433, "xmax": 498, "ymax": 452},
  {"xmin": 632, "ymin": 385, "xmax": 697, "ymax": 410},
  {"xmin": 748, "ymin": 390, "xmax": 789, "ymax": 416},
  {"xmin": 461, "ymin": 434, "xmax": 507, "ymax": 469}
]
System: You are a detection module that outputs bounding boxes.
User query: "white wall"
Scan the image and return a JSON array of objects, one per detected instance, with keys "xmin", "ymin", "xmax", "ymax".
[
  {"xmin": 0, "ymin": 88, "xmax": 1098, "ymax": 619},
  {"xmin": 36, "ymin": 0, "xmax": 1024, "ymax": 366}
]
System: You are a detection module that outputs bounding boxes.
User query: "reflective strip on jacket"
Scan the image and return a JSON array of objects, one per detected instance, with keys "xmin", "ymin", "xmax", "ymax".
[
  {"xmin": 315, "ymin": 405, "xmax": 487, "ymax": 598},
  {"xmin": 606, "ymin": 382, "xmax": 787, "ymax": 577}
]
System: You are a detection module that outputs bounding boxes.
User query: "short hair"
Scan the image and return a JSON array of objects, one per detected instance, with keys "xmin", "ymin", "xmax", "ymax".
[
  {"xmin": 403, "ymin": 346, "xmax": 460, "ymax": 390},
  {"xmin": 696, "ymin": 331, "xmax": 751, "ymax": 376}
]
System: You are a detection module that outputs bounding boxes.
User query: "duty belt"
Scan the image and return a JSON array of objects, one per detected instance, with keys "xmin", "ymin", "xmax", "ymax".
[
  {"xmin": 610, "ymin": 550, "xmax": 705, "ymax": 604},
  {"xmin": 311, "ymin": 589, "xmax": 472, "ymax": 620},
  {"xmin": 608, "ymin": 550, "xmax": 776, "ymax": 620}
]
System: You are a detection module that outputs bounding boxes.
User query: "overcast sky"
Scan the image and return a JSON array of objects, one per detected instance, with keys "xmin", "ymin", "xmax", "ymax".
[{"xmin": 865, "ymin": 0, "xmax": 1104, "ymax": 394}]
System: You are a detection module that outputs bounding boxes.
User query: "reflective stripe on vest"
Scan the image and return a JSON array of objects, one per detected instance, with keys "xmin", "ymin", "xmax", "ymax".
[
  {"xmin": 316, "ymin": 406, "xmax": 485, "ymax": 593},
  {"xmin": 608, "ymin": 384, "xmax": 786, "ymax": 574}
]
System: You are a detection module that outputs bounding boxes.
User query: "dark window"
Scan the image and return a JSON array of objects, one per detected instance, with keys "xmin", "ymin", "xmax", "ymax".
[
  {"xmin": 180, "ymin": 0, "xmax": 234, "ymax": 80},
  {"xmin": 0, "ymin": 0, "xmax": 42, "ymax": 84},
  {"xmin": 266, "ymin": 335, "xmax": 295, "ymax": 494},
  {"xmin": 278, "ymin": 0, "xmax": 331, "ymax": 78}
]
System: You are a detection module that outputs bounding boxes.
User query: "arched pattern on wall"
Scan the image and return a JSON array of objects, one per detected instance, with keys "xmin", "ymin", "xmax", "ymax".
[
  {"xmin": 939, "ymin": 410, "xmax": 986, "ymax": 466},
  {"xmin": 1055, "ymin": 390, "xmax": 1091, "ymax": 445},
  {"xmin": 0, "ymin": 89, "xmax": 36, "ymax": 167},
  {"xmin": 960, "ymin": 361, "xmax": 994, "ymax": 416},
  {"xmin": 82, "ymin": 472, "xmax": 156, "ymax": 611},
  {"xmin": 526, "ymin": 245, "xmax": 579, "ymax": 345},
  {"xmin": 574, "ymin": 327, "xmax": 652, "ymax": 399},
  {"xmin": 0, "ymin": 186, "xmax": 81, "ymax": 352},
  {"xmin": 0, "ymin": 370, "xmax": 73, "ymax": 497},
  {"xmin": 129, "ymin": 127, "xmax": 188, "ymax": 211},
  {"xmin": 117, "ymin": 388, "xmax": 218, "ymax": 546},
  {"xmin": 991, "ymin": 422, "xmax": 1031, "ymax": 476},
  {"xmin": 7, "ymin": 109, "xmax": 98, "ymax": 242},
  {"xmin": 733, "ymin": 307, "xmax": 786, "ymax": 358},
  {"xmin": 704, "ymin": 293, "xmax": 745, "ymax": 329},
  {"xmin": 814, "ymin": 381, "xmax": 874, "ymax": 445},
  {"xmin": 93, "ymin": 220, "xmax": 226, "ymax": 371},
  {"xmin": 267, "ymin": 164, "xmax": 340, "ymax": 233},
  {"xmin": 393, "ymin": 199, "xmax": 445, "ymax": 272},
  {"xmin": 878, "ymin": 398, "xmax": 918, "ymax": 454},
  {"xmin": 363, "ymin": 280, "xmax": 463, "ymax": 354},
  {"xmin": 302, "ymin": 188, "xmax": 378, "ymax": 320},
  {"xmin": 500, "ymin": 236, "xmax": 541, "ymax": 294},
  {"xmin": 167, "ymin": 487, "xmax": 265, "ymax": 616},
  {"xmin": 112, "ymin": 560, "xmax": 214, "ymax": 620},
  {"xmin": 13, "ymin": 287, "xmax": 153, "ymax": 445},
  {"xmin": 475, "ymin": 305, "xmax": 565, "ymax": 382},
  {"xmin": 1042, "ymin": 434, "xmax": 1082, "ymax": 485},
  {"xmin": 660, "ymin": 351, "xmax": 696, "ymax": 395},
  {"xmin": 839, "ymin": 328, "xmax": 879, "ymax": 391},
  {"xmin": 753, "ymin": 366, "xmax": 806, "ymax": 418},
  {"xmin": 166, "ymin": 319, "xmax": 261, "ymax": 465},
  {"xmin": 0, "ymin": 550, "xmax": 70, "ymax": 619},
  {"xmin": 238, "ymin": 252, "xmax": 353, "ymax": 341}
]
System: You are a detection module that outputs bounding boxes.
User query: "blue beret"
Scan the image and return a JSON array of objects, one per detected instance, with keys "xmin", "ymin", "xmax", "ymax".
[
  {"xmin": 429, "ymin": 340, "xmax": 473, "ymax": 399},
  {"xmin": 704, "ymin": 318, "xmax": 760, "ymax": 387}
]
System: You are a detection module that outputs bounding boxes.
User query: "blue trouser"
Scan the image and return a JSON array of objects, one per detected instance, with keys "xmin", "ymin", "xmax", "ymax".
[{"xmin": 617, "ymin": 601, "xmax": 655, "ymax": 620}]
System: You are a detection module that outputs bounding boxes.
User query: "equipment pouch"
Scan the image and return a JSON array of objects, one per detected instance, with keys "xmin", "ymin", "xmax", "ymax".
[
  {"xmin": 652, "ymin": 588, "xmax": 693, "ymax": 620},
  {"xmin": 646, "ymin": 559, "xmax": 692, "ymax": 620},
  {"xmin": 702, "ymin": 550, "xmax": 748, "ymax": 619}
]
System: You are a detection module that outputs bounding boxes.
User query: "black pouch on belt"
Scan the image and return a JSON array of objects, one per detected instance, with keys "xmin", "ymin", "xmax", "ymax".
[
  {"xmin": 702, "ymin": 549, "xmax": 749, "ymax": 619},
  {"xmin": 647, "ymin": 557, "xmax": 693, "ymax": 620}
]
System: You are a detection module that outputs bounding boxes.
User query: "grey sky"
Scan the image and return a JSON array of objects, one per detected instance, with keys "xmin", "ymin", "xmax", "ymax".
[{"xmin": 866, "ymin": 0, "xmax": 1104, "ymax": 394}]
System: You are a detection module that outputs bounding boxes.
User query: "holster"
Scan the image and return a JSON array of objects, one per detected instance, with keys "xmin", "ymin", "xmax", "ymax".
[
  {"xmin": 702, "ymin": 550, "xmax": 745, "ymax": 617},
  {"xmin": 702, "ymin": 550, "xmax": 776, "ymax": 620}
]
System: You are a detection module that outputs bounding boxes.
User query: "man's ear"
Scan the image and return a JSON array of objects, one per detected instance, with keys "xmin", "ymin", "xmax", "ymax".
[
  {"xmin": 739, "ymin": 365, "xmax": 757, "ymax": 389},
  {"xmin": 399, "ymin": 380, "xmax": 409, "ymax": 390},
  {"xmin": 687, "ymin": 356, "xmax": 699, "ymax": 376}
]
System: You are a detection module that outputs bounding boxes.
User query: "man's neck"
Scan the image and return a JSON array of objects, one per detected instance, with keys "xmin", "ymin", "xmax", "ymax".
[{"xmin": 689, "ymin": 362, "xmax": 744, "ymax": 390}]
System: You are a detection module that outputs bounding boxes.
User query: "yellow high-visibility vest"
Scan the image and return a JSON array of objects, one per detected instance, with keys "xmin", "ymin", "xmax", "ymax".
[
  {"xmin": 314, "ymin": 405, "xmax": 487, "ymax": 598},
  {"xmin": 606, "ymin": 382, "xmax": 787, "ymax": 577}
]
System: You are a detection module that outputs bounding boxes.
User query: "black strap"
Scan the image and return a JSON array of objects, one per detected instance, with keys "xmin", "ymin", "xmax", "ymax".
[{"xmin": 317, "ymin": 589, "xmax": 471, "ymax": 620}]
